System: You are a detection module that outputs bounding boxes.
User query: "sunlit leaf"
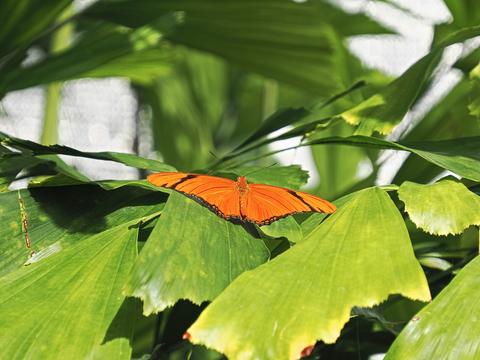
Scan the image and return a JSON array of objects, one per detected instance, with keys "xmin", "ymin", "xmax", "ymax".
[
  {"xmin": 188, "ymin": 188, "xmax": 430, "ymax": 360},
  {"xmin": 398, "ymin": 180, "xmax": 480, "ymax": 235},
  {"xmin": 126, "ymin": 192, "xmax": 269, "ymax": 315},
  {"xmin": 299, "ymin": 190, "xmax": 358, "ymax": 238},
  {"xmin": 469, "ymin": 62, "xmax": 480, "ymax": 117},
  {"xmin": 0, "ymin": 222, "xmax": 138, "ymax": 359},
  {"xmin": 418, "ymin": 256, "xmax": 453, "ymax": 271},
  {"xmin": 341, "ymin": 25, "xmax": 480, "ymax": 135},
  {"xmin": 385, "ymin": 255, "xmax": 480, "ymax": 360}
]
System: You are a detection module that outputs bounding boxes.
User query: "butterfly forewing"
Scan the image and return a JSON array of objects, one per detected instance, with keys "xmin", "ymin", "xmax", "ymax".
[{"xmin": 147, "ymin": 172, "xmax": 242, "ymax": 220}]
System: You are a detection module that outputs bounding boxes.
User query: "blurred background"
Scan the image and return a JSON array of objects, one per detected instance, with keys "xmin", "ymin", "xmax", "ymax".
[{"xmin": 0, "ymin": 0, "xmax": 477, "ymax": 193}]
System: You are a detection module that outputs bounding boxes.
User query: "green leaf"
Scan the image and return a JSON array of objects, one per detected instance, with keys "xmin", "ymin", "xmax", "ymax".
[
  {"xmin": 312, "ymin": 121, "xmax": 372, "ymax": 199},
  {"xmin": 240, "ymin": 135, "xmax": 480, "ymax": 183},
  {"xmin": 0, "ymin": 131, "xmax": 175, "ymax": 173},
  {"xmin": 214, "ymin": 80, "xmax": 369, "ymax": 168},
  {"xmin": 0, "ymin": 154, "xmax": 51, "ymax": 191},
  {"xmin": 82, "ymin": 47, "xmax": 171, "ymax": 84},
  {"xmin": 341, "ymin": 25, "xmax": 480, "ymax": 135},
  {"xmin": 86, "ymin": 0, "xmax": 391, "ymax": 35},
  {"xmin": 0, "ymin": 221, "xmax": 138, "ymax": 359},
  {"xmin": 86, "ymin": 0, "xmax": 389, "ymax": 96},
  {"xmin": 469, "ymin": 62, "xmax": 480, "ymax": 117},
  {"xmin": 223, "ymin": 165, "xmax": 309, "ymax": 190},
  {"xmin": 433, "ymin": 0, "xmax": 480, "ymax": 45},
  {"xmin": 398, "ymin": 180, "xmax": 480, "ymax": 236},
  {"xmin": 140, "ymin": 48, "xmax": 227, "ymax": 170},
  {"xmin": 300, "ymin": 189, "xmax": 359, "ymax": 238},
  {"xmin": 126, "ymin": 192, "xmax": 269, "ymax": 315},
  {"xmin": 393, "ymin": 78, "xmax": 480, "ymax": 184},
  {"xmin": 0, "ymin": 0, "xmax": 72, "ymax": 59},
  {"xmin": 0, "ymin": 185, "xmax": 165, "ymax": 277},
  {"xmin": 385, "ymin": 255, "xmax": 480, "ymax": 360},
  {"xmin": 233, "ymin": 108, "xmax": 310, "ymax": 152},
  {"xmin": 0, "ymin": 22, "xmax": 171, "ymax": 95},
  {"xmin": 259, "ymin": 217, "xmax": 303, "ymax": 243},
  {"xmin": 418, "ymin": 256, "xmax": 452, "ymax": 271},
  {"xmin": 188, "ymin": 188, "xmax": 430, "ymax": 360},
  {"xmin": 305, "ymin": 136, "xmax": 480, "ymax": 182}
]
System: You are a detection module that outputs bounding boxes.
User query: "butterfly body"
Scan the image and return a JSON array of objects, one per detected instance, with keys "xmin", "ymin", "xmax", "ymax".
[
  {"xmin": 236, "ymin": 176, "xmax": 249, "ymax": 218},
  {"xmin": 147, "ymin": 172, "xmax": 335, "ymax": 225}
]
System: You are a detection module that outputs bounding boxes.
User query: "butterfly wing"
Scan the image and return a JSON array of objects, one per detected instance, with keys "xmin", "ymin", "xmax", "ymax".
[
  {"xmin": 147, "ymin": 172, "xmax": 242, "ymax": 220},
  {"xmin": 244, "ymin": 183, "xmax": 336, "ymax": 225}
]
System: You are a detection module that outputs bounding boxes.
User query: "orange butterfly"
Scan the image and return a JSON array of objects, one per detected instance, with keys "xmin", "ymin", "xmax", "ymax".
[{"xmin": 147, "ymin": 172, "xmax": 336, "ymax": 226}]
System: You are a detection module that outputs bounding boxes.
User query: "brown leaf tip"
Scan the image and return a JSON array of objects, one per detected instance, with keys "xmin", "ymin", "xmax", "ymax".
[
  {"xmin": 182, "ymin": 331, "xmax": 192, "ymax": 341},
  {"xmin": 300, "ymin": 344, "xmax": 314, "ymax": 358}
]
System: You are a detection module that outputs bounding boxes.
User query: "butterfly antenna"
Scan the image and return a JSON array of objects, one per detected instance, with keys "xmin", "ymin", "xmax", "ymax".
[{"xmin": 243, "ymin": 162, "xmax": 278, "ymax": 177}]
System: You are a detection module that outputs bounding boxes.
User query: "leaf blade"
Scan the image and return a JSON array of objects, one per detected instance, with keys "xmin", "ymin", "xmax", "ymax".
[
  {"xmin": 188, "ymin": 188, "xmax": 430, "ymax": 360},
  {"xmin": 398, "ymin": 180, "xmax": 480, "ymax": 235},
  {"xmin": 126, "ymin": 192, "xmax": 269, "ymax": 315}
]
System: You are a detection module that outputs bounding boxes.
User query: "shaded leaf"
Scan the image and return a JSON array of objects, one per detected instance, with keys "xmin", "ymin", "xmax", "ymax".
[
  {"xmin": 126, "ymin": 192, "xmax": 269, "ymax": 315},
  {"xmin": 0, "ymin": 222, "xmax": 138, "ymax": 359},
  {"xmin": 0, "ymin": 131, "xmax": 175, "ymax": 173},
  {"xmin": 398, "ymin": 180, "xmax": 480, "ymax": 235},
  {"xmin": 433, "ymin": 0, "xmax": 480, "ymax": 45},
  {"xmin": 393, "ymin": 78, "xmax": 480, "ymax": 184},
  {"xmin": 385, "ymin": 255, "xmax": 480, "ymax": 360},
  {"xmin": 312, "ymin": 121, "xmax": 371, "ymax": 199},
  {"xmin": 0, "ymin": 185, "xmax": 165, "ymax": 277},
  {"xmin": 0, "ymin": 0, "xmax": 72, "ymax": 59},
  {"xmin": 221, "ymin": 165, "xmax": 309, "ymax": 190},
  {"xmin": 233, "ymin": 136, "xmax": 480, "ymax": 182},
  {"xmin": 304, "ymin": 136, "xmax": 480, "ymax": 182},
  {"xmin": 0, "ymin": 22, "xmax": 171, "ymax": 95},
  {"xmin": 188, "ymin": 188, "xmax": 430, "ymax": 360},
  {"xmin": 86, "ymin": 0, "xmax": 390, "ymax": 95},
  {"xmin": 140, "ymin": 48, "xmax": 227, "ymax": 170},
  {"xmin": 218, "ymin": 81, "xmax": 368, "ymax": 165},
  {"xmin": 259, "ymin": 217, "xmax": 303, "ymax": 243},
  {"xmin": 233, "ymin": 108, "xmax": 310, "ymax": 152}
]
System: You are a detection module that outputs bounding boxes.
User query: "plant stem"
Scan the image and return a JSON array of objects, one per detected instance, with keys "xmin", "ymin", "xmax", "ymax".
[{"xmin": 40, "ymin": 6, "xmax": 73, "ymax": 145}]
